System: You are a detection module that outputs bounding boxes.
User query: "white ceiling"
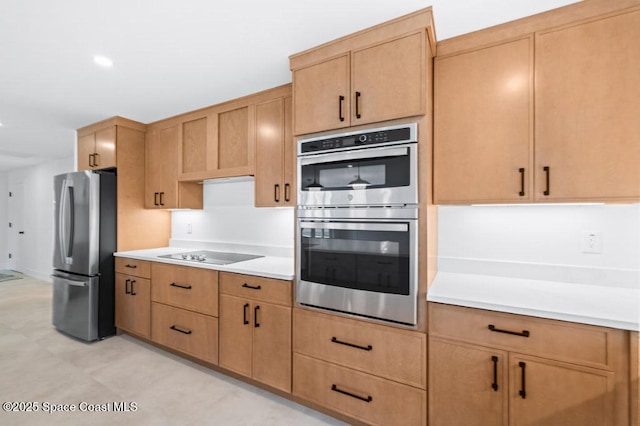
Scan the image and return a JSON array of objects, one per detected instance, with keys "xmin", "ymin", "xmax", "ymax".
[{"xmin": 0, "ymin": 0, "xmax": 578, "ymax": 172}]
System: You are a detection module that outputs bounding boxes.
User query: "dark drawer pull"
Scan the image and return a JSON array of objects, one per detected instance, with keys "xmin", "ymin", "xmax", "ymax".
[
  {"xmin": 243, "ymin": 303, "xmax": 250, "ymax": 325},
  {"xmin": 124, "ymin": 264, "xmax": 137, "ymax": 269},
  {"xmin": 488, "ymin": 324, "xmax": 529, "ymax": 338},
  {"xmin": 331, "ymin": 384, "xmax": 372, "ymax": 403},
  {"xmin": 170, "ymin": 325, "xmax": 192, "ymax": 335},
  {"xmin": 519, "ymin": 361, "xmax": 527, "ymax": 399},
  {"xmin": 338, "ymin": 95, "xmax": 345, "ymax": 122},
  {"xmin": 519, "ymin": 168, "xmax": 525, "ymax": 197},
  {"xmin": 254, "ymin": 305, "xmax": 261, "ymax": 328},
  {"xmin": 170, "ymin": 282, "xmax": 192, "ymax": 290},
  {"xmin": 125, "ymin": 279, "xmax": 131, "ymax": 295},
  {"xmin": 130, "ymin": 280, "xmax": 137, "ymax": 296},
  {"xmin": 242, "ymin": 283, "xmax": 262, "ymax": 290},
  {"xmin": 543, "ymin": 166, "xmax": 550, "ymax": 196},
  {"xmin": 331, "ymin": 336, "xmax": 372, "ymax": 351},
  {"xmin": 491, "ymin": 356, "xmax": 499, "ymax": 391}
]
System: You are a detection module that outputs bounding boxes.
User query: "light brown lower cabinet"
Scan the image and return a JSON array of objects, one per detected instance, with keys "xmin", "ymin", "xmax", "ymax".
[
  {"xmin": 115, "ymin": 258, "xmax": 151, "ymax": 338},
  {"xmin": 218, "ymin": 272, "xmax": 292, "ymax": 393},
  {"xmin": 151, "ymin": 302, "xmax": 218, "ymax": 365},
  {"xmin": 293, "ymin": 308, "xmax": 426, "ymax": 425},
  {"xmin": 428, "ymin": 303, "xmax": 630, "ymax": 426},
  {"xmin": 294, "ymin": 353, "xmax": 426, "ymax": 426}
]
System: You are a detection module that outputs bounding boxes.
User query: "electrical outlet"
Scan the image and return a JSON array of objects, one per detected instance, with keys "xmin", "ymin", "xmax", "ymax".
[
  {"xmin": 581, "ymin": 231, "xmax": 602, "ymax": 254},
  {"xmin": 187, "ymin": 222, "xmax": 192, "ymax": 234}
]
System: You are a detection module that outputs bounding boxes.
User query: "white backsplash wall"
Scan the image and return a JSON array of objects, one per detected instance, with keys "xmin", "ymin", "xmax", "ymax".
[
  {"xmin": 437, "ymin": 204, "xmax": 640, "ymax": 288},
  {"xmin": 171, "ymin": 178, "xmax": 294, "ymax": 255}
]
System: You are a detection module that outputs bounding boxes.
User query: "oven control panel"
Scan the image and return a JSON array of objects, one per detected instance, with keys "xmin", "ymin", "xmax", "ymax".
[{"xmin": 299, "ymin": 123, "xmax": 417, "ymax": 155}]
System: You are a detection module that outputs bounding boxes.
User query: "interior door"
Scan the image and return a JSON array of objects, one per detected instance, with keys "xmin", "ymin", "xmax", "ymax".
[{"xmin": 7, "ymin": 182, "xmax": 24, "ymax": 272}]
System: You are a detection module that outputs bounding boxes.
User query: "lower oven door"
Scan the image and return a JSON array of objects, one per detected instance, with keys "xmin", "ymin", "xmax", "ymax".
[{"xmin": 296, "ymin": 215, "xmax": 418, "ymax": 325}]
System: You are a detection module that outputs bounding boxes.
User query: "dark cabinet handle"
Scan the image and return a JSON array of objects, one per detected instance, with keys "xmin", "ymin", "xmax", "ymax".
[
  {"xmin": 491, "ymin": 356, "xmax": 499, "ymax": 391},
  {"xmin": 242, "ymin": 283, "xmax": 262, "ymax": 290},
  {"xmin": 543, "ymin": 166, "xmax": 550, "ymax": 196},
  {"xmin": 338, "ymin": 95, "xmax": 345, "ymax": 122},
  {"xmin": 254, "ymin": 305, "xmax": 260, "ymax": 328},
  {"xmin": 488, "ymin": 324, "xmax": 530, "ymax": 338},
  {"xmin": 18, "ymin": 231, "xmax": 25, "ymax": 234},
  {"xmin": 159, "ymin": 192, "xmax": 165, "ymax": 206},
  {"xmin": 93, "ymin": 152, "xmax": 99, "ymax": 167},
  {"xmin": 243, "ymin": 303, "xmax": 250, "ymax": 325},
  {"xmin": 89, "ymin": 154, "xmax": 95, "ymax": 167},
  {"xmin": 154, "ymin": 192, "xmax": 160, "ymax": 206},
  {"xmin": 170, "ymin": 282, "xmax": 192, "ymax": 290},
  {"xmin": 130, "ymin": 280, "xmax": 137, "ymax": 296},
  {"xmin": 125, "ymin": 264, "xmax": 137, "ymax": 269},
  {"xmin": 355, "ymin": 91, "xmax": 362, "ymax": 119},
  {"xmin": 170, "ymin": 325, "xmax": 192, "ymax": 335},
  {"xmin": 274, "ymin": 184, "xmax": 280, "ymax": 203},
  {"xmin": 519, "ymin": 168, "xmax": 525, "ymax": 196},
  {"xmin": 284, "ymin": 183, "xmax": 291, "ymax": 202},
  {"xmin": 331, "ymin": 384, "xmax": 372, "ymax": 403},
  {"xmin": 331, "ymin": 336, "xmax": 372, "ymax": 351},
  {"xmin": 125, "ymin": 279, "xmax": 131, "ymax": 295},
  {"xmin": 519, "ymin": 361, "xmax": 527, "ymax": 399}
]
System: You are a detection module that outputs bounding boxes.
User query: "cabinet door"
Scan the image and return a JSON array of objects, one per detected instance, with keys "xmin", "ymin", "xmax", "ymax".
[
  {"xmin": 77, "ymin": 133, "xmax": 95, "ymax": 171},
  {"xmin": 181, "ymin": 116, "xmax": 207, "ymax": 174},
  {"xmin": 293, "ymin": 54, "xmax": 350, "ymax": 135},
  {"xmin": 535, "ymin": 10, "xmax": 640, "ymax": 202},
  {"xmin": 352, "ymin": 31, "xmax": 425, "ymax": 126},
  {"xmin": 255, "ymin": 98, "xmax": 284, "ymax": 207},
  {"xmin": 94, "ymin": 126, "xmax": 116, "ymax": 169},
  {"xmin": 252, "ymin": 302, "xmax": 291, "ymax": 392},
  {"xmin": 218, "ymin": 294, "xmax": 252, "ymax": 378},
  {"xmin": 115, "ymin": 273, "xmax": 150, "ymax": 338},
  {"xmin": 429, "ymin": 338, "xmax": 507, "ymax": 426},
  {"xmin": 510, "ymin": 354, "xmax": 615, "ymax": 426},
  {"xmin": 217, "ymin": 106, "xmax": 251, "ymax": 174},
  {"xmin": 434, "ymin": 37, "xmax": 533, "ymax": 203},
  {"xmin": 282, "ymin": 96, "xmax": 295, "ymax": 206},
  {"xmin": 145, "ymin": 125, "xmax": 178, "ymax": 208}
]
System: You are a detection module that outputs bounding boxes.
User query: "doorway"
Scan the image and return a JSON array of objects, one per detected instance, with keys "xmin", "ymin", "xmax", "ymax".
[{"xmin": 7, "ymin": 182, "xmax": 24, "ymax": 272}]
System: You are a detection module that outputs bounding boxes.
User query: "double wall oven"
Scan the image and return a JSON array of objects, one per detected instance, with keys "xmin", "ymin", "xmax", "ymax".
[{"xmin": 296, "ymin": 123, "xmax": 419, "ymax": 326}]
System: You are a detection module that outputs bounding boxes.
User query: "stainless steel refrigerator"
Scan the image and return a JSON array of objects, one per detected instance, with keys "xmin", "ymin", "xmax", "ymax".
[{"xmin": 52, "ymin": 170, "xmax": 116, "ymax": 341}]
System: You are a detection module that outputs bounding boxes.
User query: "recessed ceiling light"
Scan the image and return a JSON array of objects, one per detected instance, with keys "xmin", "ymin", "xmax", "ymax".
[{"xmin": 93, "ymin": 55, "xmax": 113, "ymax": 68}]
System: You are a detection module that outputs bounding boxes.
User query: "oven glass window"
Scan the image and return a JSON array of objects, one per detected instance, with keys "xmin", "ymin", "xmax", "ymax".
[
  {"xmin": 300, "ymin": 222, "xmax": 410, "ymax": 295},
  {"xmin": 300, "ymin": 153, "xmax": 410, "ymax": 192}
]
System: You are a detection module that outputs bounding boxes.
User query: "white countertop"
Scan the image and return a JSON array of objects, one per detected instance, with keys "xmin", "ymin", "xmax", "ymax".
[
  {"xmin": 428, "ymin": 271, "xmax": 640, "ymax": 331},
  {"xmin": 114, "ymin": 247, "xmax": 294, "ymax": 281}
]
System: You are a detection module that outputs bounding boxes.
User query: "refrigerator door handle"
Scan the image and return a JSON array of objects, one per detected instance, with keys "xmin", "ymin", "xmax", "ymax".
[
  {"xmin": 58, "ymin": 179, "xmax": 75, "ymax": 264},
  {"xmin": 51, "ymin": 274, "xmax": 88, "ymax": 287}
]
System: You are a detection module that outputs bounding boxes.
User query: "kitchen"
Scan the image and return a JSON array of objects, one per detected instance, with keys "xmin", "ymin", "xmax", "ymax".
[{"xmin": 1, "ymin": 0, "xmax": 639, "ymax": 425}]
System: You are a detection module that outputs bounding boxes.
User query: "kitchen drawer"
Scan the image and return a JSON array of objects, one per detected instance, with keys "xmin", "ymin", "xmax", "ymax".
[
  {"xmin": 429, "ymin": 302, "xmax": 620, "ymax": 370},
  {"xmin": 293, "ymin": 308, "xmax": 426, "ymax": 389},
  {"xmin": 293, "ymin": 353, "xmax": 426, "ymax": 426},
  {"xmin": 151, "ymin": 302, "xmax": 218, "ymax": 365},
  {"xmin": 220, "ymin": 272, "xmax": 291, "ymax": 307},
  {"xmin": 115, "ymin": 257, "xmax": 151, "ymax": 279},
  {"xmin": 151, "ymin": 263, "xmax": 218, "ymax": 316}
]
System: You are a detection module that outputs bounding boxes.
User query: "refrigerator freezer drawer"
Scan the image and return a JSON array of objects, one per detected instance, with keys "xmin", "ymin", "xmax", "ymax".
[{"xmin": 52, "ymin": 273, "xmax": 99, "ymax": 341}]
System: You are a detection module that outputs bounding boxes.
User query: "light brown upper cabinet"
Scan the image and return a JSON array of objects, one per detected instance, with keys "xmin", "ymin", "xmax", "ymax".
[
  {"xmin": 163, "ymin": 84, "xmax": 291, "ymax": 182},
  {"xmin": 77, "ymin": 117, "xmax": 170, "ymax": 251},
  {"xmin": 78, "ymin": 125, "xmax": 117, "ymax": 170},
  {"xmin": 255, "ymin": 95, "xmax": 295, "ymax": 207},
  {"xmin": 434, "ymin": 37, "xmax": 534, "ymax": 203},
  {"xmin": 290, "ymin": 8, "xmax": 435, "ymax": 136},
  {"xmin": 534, "ymin": 8, "xmax": 640, "ymax": 202},
  {"xmin": 145, "ymin": 122, "xmax": 202, "ymax": 209},
  {"xmin": 434, "ymin": 2, "xmax": 640, "ymax": 204}
]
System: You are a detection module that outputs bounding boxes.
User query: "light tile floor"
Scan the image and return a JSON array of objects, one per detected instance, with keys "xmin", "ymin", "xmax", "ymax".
[{"xmin": 0, "ymin": 276, "xmax": 347, "ymax": 426}]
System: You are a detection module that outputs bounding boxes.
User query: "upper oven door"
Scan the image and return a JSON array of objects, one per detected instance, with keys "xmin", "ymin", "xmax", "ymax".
[{"xmin": 298, "ymin": 143, "xmax": 418, "ymax": 207}]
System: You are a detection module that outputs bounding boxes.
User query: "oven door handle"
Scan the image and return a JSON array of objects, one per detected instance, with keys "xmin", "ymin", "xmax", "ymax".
[
  {"xmin": 300, "ymin": 221, "xmax": 408, "ymax": 232},
  {"xmin": 298, "ymin": 145, "xmax": 409, "ymax": 166}
]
